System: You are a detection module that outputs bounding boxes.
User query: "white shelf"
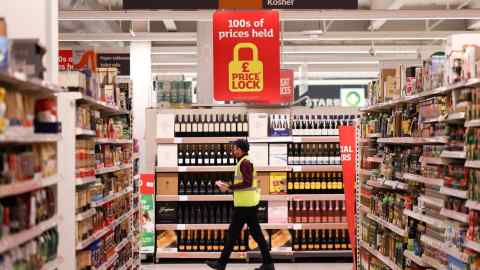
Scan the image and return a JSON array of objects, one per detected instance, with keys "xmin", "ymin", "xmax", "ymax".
[
  {"xmin": 156, "ymin": 165, "xmax": 342, "ymax": 173},
  {"xmin": 377, "ymin": 136, "xmax": 448, "ymax": 144},
  {"xmin": 157, "ymin": 137, "xmax": 245, "ymax": 144},
  {"xmin": 0, "ymin": 174, "xmax": 61, "ymax": 199},
  {"xmin": 360, "ymin": 240, "xmax": 401, "ymax": 270},
  {"xmin": 79, "ymin": 94, "xmax": 129, "ymax": 115},
  {"xmin": 361, "ymin": 79, "xmax": 480, "ymax": 113},
  {"xmin": 402, "ymin": 173, "xmax": 443, "ymax": 187},
  {"xmin": 366, "ymin": 156, "xmax": 383, "ymax": 163},
  {"xmin": 403, "ymin": 209, "xmax": 445, "ymax": 229},
  {"xmin": 0, "ymin": 131, "xmax": 61, "ymax": 144},
  {"xmin": 76, "ymin": 208, "xmax": 96, "ymax": 221},
  {"xmin": 90, "ymin": 187, "xmax": 133, "ymax": 208},
  {"xmin": 422, "ymin": 255, "xmax": 448, "ymax": 270},
  {"xmin": 0, "ymin": 72, "xmax": 62, "ymax": 96},
  {"xmin": 156, "ymin": 223, "xmax": 348, "ymax": 231},
  {"xmin": 421, "ymin": 235, "xmax": 469, "ymax": 263},
  {"xmin": 0, "ymin": 216, "xmax": 58, "ymax": 253},
  {"xmin": 440, "ymin": 186, "xmax": 467, "ymax": 199},
  {"xmin": 75, "ymin": 176, "xmax": 98, "ymax": 186},
  {"xmin": 403, "ymin": 250, "xmax": 428, "ymax": 267},
  {"xmin": 76, "ymin": 209, "xmax": 134, "ymax": 250},
  {"xmin": 465, "ymin": 119, "xmax": 480, "ymax": 128},
  {"xmin": 440, "ymin": 151, "xmax": 466, "ymax": 159},
  {"xmin": 465, "ymin": 160, "xmax": 480, "ymax": 169},
  {"xmin": 75, "ymin": 128, "xmax": 96, "ymax": 136},
  {"xmin": 466, "ymin": 200, "xmax": 480, "ymax": 211},
  {"xmin": 367, "ymin": 179, "xmax": 407, "ymax": 190},
  {"xmin": 419, "ymin": 195, "xmax": 444, "ymax": 208},
  {"xmin": 359, "ymin": 169, "xmax": 376, "ymax": 176},
  {"xmin": 366, "ymin": 213, "xmax": 407, "ymax": 236},
  {"xmin": 96, "ymin": 163, "xmax": 132, "ymax": 175},
  {"xmin": 419, "ymin": 156, "xmax": 448, "ymax": 165},
  {"xmin": 95, "ymin": 138, "xmax": 133, "ymax": 144},
  {"xmin": 464, "ymin": 240, "xmax": 480, "ymax": 253},
  {"xmin": 440, "ymin": 208, "xmax": 468, "ymax": 223},
  {"xmin": 156, "ymin": 251, "xmax": 245, "ymax": 259}
]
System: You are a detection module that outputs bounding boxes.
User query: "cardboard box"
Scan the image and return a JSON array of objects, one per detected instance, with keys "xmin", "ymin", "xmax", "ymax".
[
  {"xmin": 248, "ymin": 229, "xmax": 270, "ymax": 251},
  {"xmin": 248, "ymin": 113, "xmax": 269, "ymax": 138},
  {"xmin": 380, "ymin": 68, "xmax": 397, "ymax": 101},
  {"xmin": 250, "ymin": 143, "xmax": 269, "ymax": 166},
  {"xmin": 257, "ymin": 172, "xmax": 270, "ymax": 195},
  {"xmin": 156, "ymin": 113, "xmax": 175, "ymax": 138},
  {"xmin": 269, "ymin": 172, "xmax": 287, "ymax": 195},
  {"xmin": 269, "ymin": 143, "xmax": 287, "ymax": 166},
  {"xmin": 155, "ymin": 202, "xmax": 177, "ymax": 224},
  {"xmin": 268, "ymin": 201, "xmax": 287, "ymax": 224},
  {"xmin": 156, "ymin": 173, "xmax": 178, "ymax": 195},
  {"xmin": 270, "ymin": 229, "xmax": 292, "ymax": 251},
  {"xmin": 156, "ymin": 230, "xmax": 177, "ymax": 252},
  {"xmin": 156, "ymin": 144, "xmax": 178, "ymax": 167}
]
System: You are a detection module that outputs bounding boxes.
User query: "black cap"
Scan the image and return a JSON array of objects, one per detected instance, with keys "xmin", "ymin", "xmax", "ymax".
[{"xmin": 231, "ymin": 139, "xmax": 249, "ymax": 153}]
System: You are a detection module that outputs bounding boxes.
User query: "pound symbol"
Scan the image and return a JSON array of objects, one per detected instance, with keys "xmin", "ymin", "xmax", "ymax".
[{"xmin": 242, "ymin": 62, "xmax": 250, "ymax": 73}]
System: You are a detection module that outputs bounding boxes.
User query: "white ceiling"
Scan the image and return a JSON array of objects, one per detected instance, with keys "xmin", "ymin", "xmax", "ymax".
[{"xmin": 58, "ymin": 0, "xmax": 480, "ymax": 78}]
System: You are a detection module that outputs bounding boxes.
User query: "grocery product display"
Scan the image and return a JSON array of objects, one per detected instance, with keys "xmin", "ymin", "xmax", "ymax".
[
  {"xmin": 58, "ymin": 69, "xmax": 139, "ymax": 270},
  {"xmin": 149, "ymin": 107, "xmax": 356, "ymax": 262},
  {"xmin": 359, "ymin": 34, "xmax": 480, "ymax": 270}
]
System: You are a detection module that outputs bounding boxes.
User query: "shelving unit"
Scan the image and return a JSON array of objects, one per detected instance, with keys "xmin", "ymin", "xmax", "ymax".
[
  {"xmin": 359, "ymin": 34, "xmax": 480, "ymax": 270},
  {"xmin": 57, "ymin": 75, "xmax": 137, "ymax": 269},
  {"xmin": 147, "ymin": 106, "xmax": 357, "ymax": 262},
  {"xmin": 0, "ymin": 72, "xmax": 63, "ymax": 269}
]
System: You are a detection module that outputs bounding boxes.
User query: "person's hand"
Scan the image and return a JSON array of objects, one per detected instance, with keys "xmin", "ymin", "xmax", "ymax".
[{"xmin": 215, "ymin": 181, "xmax": 231, "ymax": 193}]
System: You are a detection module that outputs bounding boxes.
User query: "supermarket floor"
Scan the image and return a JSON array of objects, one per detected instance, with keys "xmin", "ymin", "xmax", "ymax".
[{"xmin": 141, "ymin": 263, "xmax": 353, "ymax": 270}]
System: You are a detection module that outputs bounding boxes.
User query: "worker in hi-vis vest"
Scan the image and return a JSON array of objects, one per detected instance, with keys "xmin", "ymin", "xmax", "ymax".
[{"xmin": 207, "ymin": 139, "xmax": 274, "ymax": 270}]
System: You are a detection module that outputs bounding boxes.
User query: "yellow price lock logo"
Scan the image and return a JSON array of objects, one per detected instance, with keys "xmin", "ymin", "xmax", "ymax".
[{"xmin": 228, "ymin": 42, "xmax": 264, "ymax": 92}]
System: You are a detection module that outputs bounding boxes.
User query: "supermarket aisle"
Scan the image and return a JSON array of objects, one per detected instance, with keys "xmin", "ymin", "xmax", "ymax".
[{"xmin": 141, "ymin": 263, "xmax": 353, "ymax": 270}]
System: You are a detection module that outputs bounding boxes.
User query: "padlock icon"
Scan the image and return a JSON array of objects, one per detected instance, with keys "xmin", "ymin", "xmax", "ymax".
[{"xmin": 229, "ymin": 42, "xmax": 264, "ymax": 92}]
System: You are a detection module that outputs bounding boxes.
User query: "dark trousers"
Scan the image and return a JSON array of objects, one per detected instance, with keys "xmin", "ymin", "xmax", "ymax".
[{"xmin": 219, "ymin": 206, "xmax": 273, "ymax": 266}]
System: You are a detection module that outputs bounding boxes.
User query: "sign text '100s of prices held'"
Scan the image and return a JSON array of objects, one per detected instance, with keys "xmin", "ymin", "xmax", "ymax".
[{"xmin": 213, "ymin": 11, "xmax": 280, "ymax": 103}]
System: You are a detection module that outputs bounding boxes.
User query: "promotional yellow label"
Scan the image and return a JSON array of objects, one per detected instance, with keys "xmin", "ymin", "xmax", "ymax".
[{"xmin": 229, "ymin": 42, "xmax": 264, "ymax": 92}]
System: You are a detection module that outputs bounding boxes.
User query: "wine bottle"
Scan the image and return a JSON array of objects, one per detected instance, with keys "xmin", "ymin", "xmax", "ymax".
[
  {"xmin": 197, "ymin": 145, "xmax": 203, "ymax": 166},
  {"xmin": 191, "ymin": 114, "xmax": 198, "ymax": 136},
  {"xmin": 202, "ymin": 114, "xmax": 209, "ymax": 137},
  {"xmin": 308, "ymin": 229, "xmax": 314, "ymax": 250},
  {"xmin": 309, "ymin": 200, "xmax": 316, "ymax": 223},
  {"xmin": 185, "ymin": 230, "xmax": 192, "ymax": 251},
  {"xmin": 242, "ymin": 113, "xmax": 249, "ymax": 137},
  {"xmin": 328, "ymin": 230, "xmax": 335, "ymax": 250},
  {"xmin": 179, "ymin": 175, "xmax": 185, "ymax": 195},
  {"xmin": 174, "ymin": 115, "xmax": 181, "ymax": 137},
  {"xmin": 184, "ymin": 145, "xmax": 191, "ymax": 166},
  {"xmin": 191, "ymin": 145, "xmax": 197, "ymax": 166},
  {"xmin": 300, "ymin": 230, "xmax": 307, "ymax": 251},
  {"xmin": 321, "ymin": 172, "xmax": 327, "ymax": 194},
  {"xmin": 313, "ymin": 230, "xmax": 320, "ymax": 250},
  {"xmin": 299, "ymin": 173, "xmax": 305, "ymax": 194},
  {"xmin": 214, "ymin": 115, "xmax": 220, "ymax": 136},
  {"xmin": 209, "ymin": 146, "xmax": 215, "ymax": 165},
  {"xmin": 198, "ymin": 114, "xmax": 204, "ymax": 136},
  {"xmin": 178, "ymin": 145, "xmax": 184, "ymax": 166},
  {"xmin": 222, "ymin": 145, "xmax": 228, "ymax": 165},
  {"xmin": 305, "ymin": 172, "xmax": 312, "ymax": 193}
]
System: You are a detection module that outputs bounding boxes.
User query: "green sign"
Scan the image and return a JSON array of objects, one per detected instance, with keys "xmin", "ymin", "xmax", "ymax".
[
  {"xmin": 140, "ymin": 194, "xmax": 155, "ymax": 254},
  {"xmin": 341, "ymin": 88, "xmax": 365, "ymax": 107}
]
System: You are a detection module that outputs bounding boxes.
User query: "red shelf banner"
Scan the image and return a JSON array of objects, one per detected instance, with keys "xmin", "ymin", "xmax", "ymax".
[
  {"xmin": 339, "ymin": 125, "xmax": 357, "ymax": 268},
  {"xmin": 213, "ymin": 10, "xmax": 280, "ymax": 103}
]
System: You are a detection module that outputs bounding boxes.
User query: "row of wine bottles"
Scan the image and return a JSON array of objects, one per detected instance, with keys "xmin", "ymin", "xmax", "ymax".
[
  {"xmin": 288, "ymin": 200, "xmax": 347, "ymax": 224},
  {"xmin": 292, "ymin": 229, "xmax": 351, "ymax": 251},
  {"xmin": 287, "ymin": 143, "xmax": 341, "ymax": 165},
  {"xmin": 178, "ymin": 173, "xmax": 233, "ymax": 195},
  {"xmin": 178, "ymin": 144, "xmax": 236, "ymax": 166},
  {"xmin": 174, "ymin": 113, "xmax": 249, "ymax": 137},
  {"xmin": 156, "ymin": 202, "xmax": 268, "ymax": 224},
  {"xmin": 287, "ymin": 172, "xmax": 344, "ymax": 194},
  {"xmin": 291, "ymin": 114, "xmax": 356, "ymax": 136},
  {"xmin": 174, "ymin": 229, "xmax": 352, "ymax": 252}
]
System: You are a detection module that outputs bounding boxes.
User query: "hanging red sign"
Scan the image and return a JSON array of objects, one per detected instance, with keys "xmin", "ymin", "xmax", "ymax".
[
  {"xmin": 339, "ymin": 125, "xmax": 358, "ymax": 269},
  {"xmin": 140, "ymin": 173, "xmax": 155, "ymax": 195},
  {"xmin": 213, "ymin": 10, "xmax": 280, "ymax": 103},
  {"xmin": 278, "ymin": 69, "xmax": 294, "ymax": 103}
]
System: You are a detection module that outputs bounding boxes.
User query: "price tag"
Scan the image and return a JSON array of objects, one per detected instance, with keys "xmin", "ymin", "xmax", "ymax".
[
  {"xmin": 293, "ymin": 166, "xmax": 302, "ymax": 172},
  {"xmin": 292, "ymin": 137, "xmax": 302, "ymax": 143},
  {"xmin": 177, "ymin": 224, "xmax": 186, "ymax": 230},
  {"xmin": 178, "ymin": 167, "xmax": 187, "ymax": 172},
  {"xmin": 174, "ymin": 138, "xmax": 183, "ymax": 144},
  {"xmin": 293, "ymin": 224, "xmax": 302, "ymax": 230},
  {"xmin": 178, "ymin": 195, "xmax": 188, "ymax": 201}
]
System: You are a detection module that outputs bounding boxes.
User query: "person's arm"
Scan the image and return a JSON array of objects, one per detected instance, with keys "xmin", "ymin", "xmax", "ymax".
[{"xmin": 229, "ymin": 159, "xmax": 253, "ymax": 191}]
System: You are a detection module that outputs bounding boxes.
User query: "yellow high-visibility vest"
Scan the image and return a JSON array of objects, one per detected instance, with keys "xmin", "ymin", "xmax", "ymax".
[{"xmin": 233, "ymin": 155, "xmax": 260, "ymax": 207}]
